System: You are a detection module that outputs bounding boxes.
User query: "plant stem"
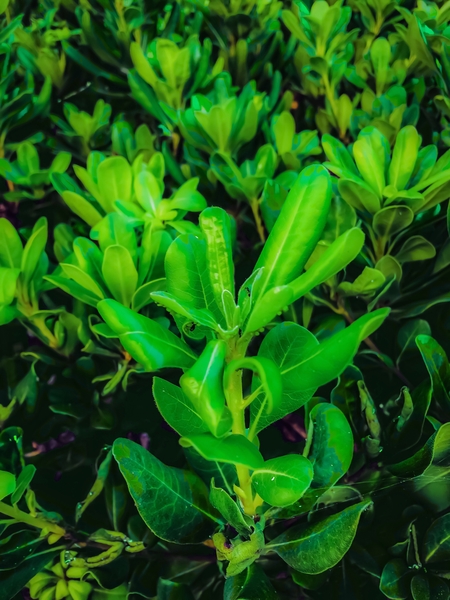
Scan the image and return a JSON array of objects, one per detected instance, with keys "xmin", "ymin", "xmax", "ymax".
[
  {"xmin": 249, "ymin": 198, "xmax": 266, "ymax": 243},
  {"xmin": 0, "ymin": 502, "xmax": 66, "ymax": 536},
  {"xmin": 226, "ymin": 338, "xmax": 258, "ymax": 516}
]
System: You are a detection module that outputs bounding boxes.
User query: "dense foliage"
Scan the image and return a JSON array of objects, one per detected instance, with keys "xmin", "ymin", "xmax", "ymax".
[{"xmin": 1, "ymin": 0, "xmax": 450, "ymax": 598}]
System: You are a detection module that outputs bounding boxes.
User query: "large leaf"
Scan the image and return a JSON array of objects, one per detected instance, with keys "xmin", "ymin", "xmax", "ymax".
[
  {"xmin": 266, "ymin": 501, "xmax": 371, "ymax": 573},
  {"xmin": 254, "ymin": 165, "xmax": 331, "ymax": 299},
  {"xmin": 98, "ymin": 300, "xmax": 196, "ymax": 370},
  {"xmin": 251, "ymin": 309, "xmax": 389, "ymax": 431},
  {"xmin": 112, "ymin": 438, "xmax": 218, "ymax": 543}
]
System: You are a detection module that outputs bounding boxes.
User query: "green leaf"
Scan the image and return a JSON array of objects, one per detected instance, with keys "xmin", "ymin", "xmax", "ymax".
[
  {"xmin": 416, "ymin": 335, "xmax": 450, "ymax": 410},
  {"xmin": 210, "ymin": 480, "xmax": 252, "ymax": 536},
  {"xmin": 424, "ymin": 513, "xmax": 450, "ymax": 564},
  {"xmin": 153, "ymin": 377, "xmax": 209, "ymax": 437},
  {"xmin": 98, "ymin": 299, "xmax": 197, "ymax": 371},
  {"xmin": 252, "ymin": 455, "xmax": 314, "ymax": 507},
  {"xmin": 251, "ymin": 309, "xmax": 389, "ymax": 432},
  {"xmin": 184, "ymin": 446, "xmax": 237, "ymax": 495},
  {"xmin": 338, "ymin": 179, "xmax": 381, "ymax": 214},
  {"xmin": 10, "ymin": 465, "xmax": 35, "ymax": 505},
  {"xmin": 307, "ymin": 403, "xmax": 354, "ymax": 488},
  {"xmin": 338, "ymin": 266, "xmax": 385, "ymax": 298},
  {"xmin": 372, "ymin": 206, "xmax": 414, "ymax": 239},
  {"xmin": 352, "ymin": 131, "xmax": 385, "ymax": 198},
  {"xmin": 112, "ymin": 438, "xmax": 218, "ymax": 543},
  {"xmin": 0, "ymin": 219, "xmax": 22, "ymax": 269},
  {"xmin": 0, "ymin": 470, "xmax": 15, "ymax": 501},
  {"xmin": 97, "ymin": 156, "xmax": 132, "ymax": 212},
  {"xmin": 379, "ymin": 559, "xmax": 410, "ymax": 599},
  {"xmin": 179, "ymin": 434, "xmax": 264, "ymax": 470},
  {"xmin": 75, "ymin": 450, "xmax": 112, "ymax": 522},
  {"xmin": 389, "ymin": 126, "xmax": 421, "ymax": 191},
  {"xmin": 157, "ymin": 579, "xmax": 195, "ymax": 600},
  {"xmin": 0, "ymin": 547, "xmax": 61, "ymax": 600},
  {"xmin": 102, "ymin": 245, "xmax": 138, "ymax": 307},
  {"xmin": 266, "ymin": 501, "xmax": 371, "ymax": 574},
  {"xmin": 199, "ymin": 207, "xmax": 235, "ymax": 324},
  {"xmin": 62, "ymin": 191, "xmax": 103, "ymax": 227},
  {"xmin": 180, "ymin": 340, "xmax": 231, "ymax": 437},
  {"xmin": 254, "ymin": 165, "xmax": 331, "ymax": 299},
  {"xmin": 395, "ymin": 236, "xmax": 436, "ymax": 263},
  {"xmin": 21, "ymin": 218, "xmax": 47, "ymax": 288},
  {"xmin": 165, "ymin": 234, "xmax": 222, "ymax": 323},
  {"xmin": 410, "ymin": 574, "xmax": 430, "ymax": 600},
  {"xmin": 224, "ymin": 564, "xmax": 278, "ymax": 600},
  {"xmin": 289, "ymin": 228, "xmax": 365, "ymax": 299}
]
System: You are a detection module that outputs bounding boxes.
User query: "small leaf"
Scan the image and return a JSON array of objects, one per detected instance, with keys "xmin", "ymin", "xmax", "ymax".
[
  {"xmin": 252, "ymin": 455, "xmax": 314, "ymax": 507},
  {"xmin": 0, "ymin": 470, "xmax": 15, "ymax": 501},
  {"xmin": 395, "ymin": 236, "xmax": 436, "ymax": 263},
  {"xmin": 224, "ymin": 564, "xmax": 278, "ymax": 600},
  {"xmin": 153, "ymin": 377, "xmax": 209, "ymax": 437},
  {"xmin": 10, "ymin": 465, "xmax": 35, "ymax": 505},
  {"xmin": 210, "ymin": 480, "xmax": 252, "ymax": 536},
  {"xmin": 379, "ymin": 559, "xmax": 410, "ymax": 599}
]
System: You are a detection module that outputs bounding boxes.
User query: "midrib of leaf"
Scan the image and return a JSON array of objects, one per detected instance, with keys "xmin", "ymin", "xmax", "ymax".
[
  {"xmin": 254, "ymin": 469, "xmax": 302, "ymax": 481},
  {"xmin": 121, "ymin": 330, "xmax": 197, "ymax": 360},
  {"xmin": 425, "ymin": 529, "xmax": 450, "ymax": 562}
]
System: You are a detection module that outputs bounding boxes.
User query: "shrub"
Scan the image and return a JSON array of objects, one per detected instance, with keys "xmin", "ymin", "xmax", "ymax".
[{"xmin": 0, "ymin": 0, "xmax": 450, "ymax": 598}]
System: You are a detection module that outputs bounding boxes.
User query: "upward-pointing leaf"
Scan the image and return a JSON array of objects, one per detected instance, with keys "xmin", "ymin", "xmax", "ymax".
[
  {"xmin": 251, "ymin": 309, "xmax": 389, "ymax": 432},
  {"xmin": 254, "ymin": 165, "xmax": 331, "ymax": 299},
  {"xmin": 113, "ymin": 438, "xmax": 218, "ymax": 543},
  {"xmin": 416, "ymin": 335, "xmax": 450, "ymax": 410}
]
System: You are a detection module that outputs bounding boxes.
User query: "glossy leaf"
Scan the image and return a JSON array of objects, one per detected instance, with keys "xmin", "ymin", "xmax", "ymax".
[
  {"xmin": 251, "ymin": 309, "xmax": 389, "ymax": 432},
  {"xmin": 307, "ymin": 403, "xmax": 354, "ymax": 488},
  {"xmin": 252, "ymin": 455, "xmax": 314, "ymax": 507},
  {"xmin": 98, "ymin": 299, "xmax": 197, "ymax": 370},
  {"xmin": 267, "ymin": 501, "xmax": 371, "ymax": 574},
  {"xmin": 113, "ymin": 438, "xmax": 218, "ymax": 543},
  {"xmin": 179, "ymin": 434, "xmax": 264, "ymax": 470}
]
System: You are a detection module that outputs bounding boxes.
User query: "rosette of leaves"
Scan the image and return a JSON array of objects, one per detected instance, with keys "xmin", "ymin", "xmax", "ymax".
[
  {"xmin": 322, "ymin": 125, "xmax": 450, "ymax": 304},
  {"xmin": 0, "ymin": 142, "xmax": 71, "ymax": 201},
  {"xmin": 51, "ymin": 150, "xmax": 207, "ymax": 235},
  {"xmin": 0, "ymin": 217, "xmax": 80, "ymax": 356},
  {"xmin": 209, "ymin": 144, "xmax": 277, "ymax": 241},
  {"xmin": 178, "ymin": 75, "xmax": 268, "ymax": 157},
  {"xmin": 268, "ymin": 110, "xmax": 321, "ymax": 170},
  {"xmin": 93, "ymin": 165, "xmax": 389, "ymax": 584},
  {"xmin": 45, "ymin": 212, "xmax": 168, "ymax": 314},
  {"xmin": 282, "ymin": 0, "xmax": 359, "ymax": 139},
  {"xmin": 345, "ymin": 37, "xmax": 420, "ymax": 144},
  {"xmin": 111, "ymin": 119, "xmax": 157, "ymax": 164},
  {"xmin": 13, "ymin": 9, "xmax": 76, "ymax": 89},
  {"xmin": 50, "ymin": 100, "xmax": 112, "ymax": 157},
  {"xmin": 129, "ymin": 35, "xmax": 224, "ymax": 131}
]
